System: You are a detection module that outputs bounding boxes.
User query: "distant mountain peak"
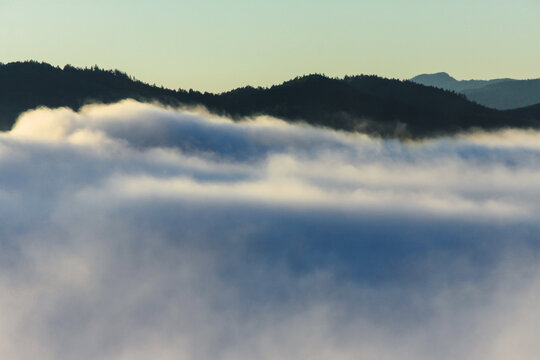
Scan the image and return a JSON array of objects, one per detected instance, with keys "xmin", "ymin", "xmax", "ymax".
[
  {"xmin": 420, "ymin": 72, "xmax": 452, "ymax": 78},
  {"xmin": 410, "ymin": 72, "xmax": 457, "ymax": 86},
  {"xmin": 410, "ymin": 72, "xmax": 540, "ymax": 109},
  {"xmin": 410, "ymin": 72, "xmax": 511, "ymax": 93}
]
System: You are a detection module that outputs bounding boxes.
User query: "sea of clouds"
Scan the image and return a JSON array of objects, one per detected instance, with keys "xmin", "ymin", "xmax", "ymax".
[{"xmin": 1, "ymin": 100, "xmax": 540, "ymax": 359}]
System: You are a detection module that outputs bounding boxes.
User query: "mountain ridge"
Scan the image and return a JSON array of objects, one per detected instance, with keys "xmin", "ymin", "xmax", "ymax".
[
  {"xmin": 410, "ymin": 72, "xmax": 513, "ymax": 92},
  {"xmin": 410, "ymin": 72, "xmax": 540, "ymax": 110},
  {"xmin": 1, "ymin": 61, "xmax": 540, "ymax": 138},
  {"xmin": 463, "ymin": 78, "xmax": 540, "ymax": 110}
]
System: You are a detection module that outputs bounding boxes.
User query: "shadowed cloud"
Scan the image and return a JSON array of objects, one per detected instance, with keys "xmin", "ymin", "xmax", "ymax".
[{"xmin": 1, "ymin": 100, "xmax": 540, "ymax": 359}]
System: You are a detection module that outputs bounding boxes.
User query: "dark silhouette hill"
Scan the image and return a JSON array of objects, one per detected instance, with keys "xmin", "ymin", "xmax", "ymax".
[
  {"xmin": 2, "ymin": 61, "xmax": 540, "ymax": 138},
  {"xmin": 0, "ymin": 61, "xmax": 183, "ymax": 131},
  {"xmin": 197, "ymin": 74, "xmax": 537, "ymax": 136}
]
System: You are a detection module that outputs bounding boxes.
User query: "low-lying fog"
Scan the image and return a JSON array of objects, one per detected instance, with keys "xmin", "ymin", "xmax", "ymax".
[{"xmin": 1, "ymin": 100, "xmax": 539, "ymax": 360}]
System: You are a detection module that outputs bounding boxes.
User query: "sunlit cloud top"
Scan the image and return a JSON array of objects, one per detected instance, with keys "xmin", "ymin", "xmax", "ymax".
[{"xmin": 2, "ymin": 101, "xmax": 540, "ymax": 359}]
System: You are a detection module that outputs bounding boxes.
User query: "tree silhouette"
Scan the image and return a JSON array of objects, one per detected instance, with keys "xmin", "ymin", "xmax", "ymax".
[{"xmin": 1, "ymin": 61, "xmax": 539, "ymax": 137}]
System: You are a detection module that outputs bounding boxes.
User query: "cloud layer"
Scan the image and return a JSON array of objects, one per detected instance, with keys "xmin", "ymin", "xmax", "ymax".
[{"xmin": 1, "ymin": 100, "xmax": 540, "ymax": 359}]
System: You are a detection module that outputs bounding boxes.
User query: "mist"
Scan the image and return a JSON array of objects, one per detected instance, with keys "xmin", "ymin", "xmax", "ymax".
[{"xmin": 1, "ymin": 100, "xmax": 540, "ymax": 360}]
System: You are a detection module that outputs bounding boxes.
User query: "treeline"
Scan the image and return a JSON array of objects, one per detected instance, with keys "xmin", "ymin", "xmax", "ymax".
[
  {"xmin": 0, "ymin": 61, "xmax": 182, "ymax": 130},
  {"xmin": 1, "ymin": 61, "xmax": 539, "ymax": 137}
]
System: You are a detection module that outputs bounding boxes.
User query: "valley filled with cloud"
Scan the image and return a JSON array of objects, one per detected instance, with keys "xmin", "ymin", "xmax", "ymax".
[{"xmin": 1, "ymin": 100, "xmax": 540, "ymax": 360}]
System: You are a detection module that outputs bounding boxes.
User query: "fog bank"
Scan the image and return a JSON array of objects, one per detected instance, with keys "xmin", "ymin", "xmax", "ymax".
[{"xmin": 1, "ymin": 100, "xmax": 540, "ymax": 359}]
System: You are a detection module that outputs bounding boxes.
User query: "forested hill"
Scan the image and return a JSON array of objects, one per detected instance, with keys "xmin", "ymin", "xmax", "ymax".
[
  {"xmin": 1, "ymin": 61, "xmax": 540, "ymax": 138},
  {"xmin": 0, "ymin": 61, "xmax": 182, "ymax": 130}
]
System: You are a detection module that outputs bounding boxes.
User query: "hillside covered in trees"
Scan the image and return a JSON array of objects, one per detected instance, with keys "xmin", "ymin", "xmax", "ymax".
[{"xmin": 1, "ymin": 61, "xmax": 540, "ymax": 137}]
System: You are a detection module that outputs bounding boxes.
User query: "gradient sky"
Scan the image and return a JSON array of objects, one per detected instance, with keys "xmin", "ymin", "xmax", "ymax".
[{"xmin": 1, "ymin": 0, "xmax": 539, "ymax": 92}]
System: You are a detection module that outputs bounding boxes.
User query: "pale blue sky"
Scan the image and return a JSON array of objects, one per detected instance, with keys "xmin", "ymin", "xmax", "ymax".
[{"xmin": 1, "ymin": 0, "xmax": 538, "ymax": 91}]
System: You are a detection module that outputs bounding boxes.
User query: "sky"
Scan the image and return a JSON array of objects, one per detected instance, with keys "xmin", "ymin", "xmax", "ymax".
[
  {"xmin": 1, "ymin": 0, "xmax": 539, "ymax": 92},
  {"xmin": 3, "ymin": 101, "xmax": 540, "ymax": 359}
]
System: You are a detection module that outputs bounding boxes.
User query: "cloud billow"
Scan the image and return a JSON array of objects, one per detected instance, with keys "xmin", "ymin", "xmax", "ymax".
[{"xmin": 1, "ymin": 100, "xmax": 540, "ymax": 360}]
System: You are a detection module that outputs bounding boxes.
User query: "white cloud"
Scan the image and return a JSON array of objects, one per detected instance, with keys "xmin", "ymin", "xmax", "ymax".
[{"xmin": 1, "ymin": 100, "xmax": 540, "ymax": 359}]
